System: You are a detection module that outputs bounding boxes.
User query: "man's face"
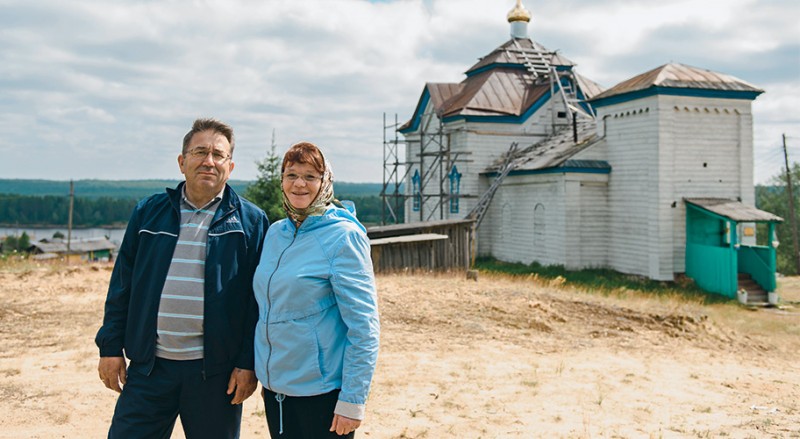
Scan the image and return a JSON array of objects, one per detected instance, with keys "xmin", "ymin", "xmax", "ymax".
[{"xmin": 178, "ymin": 129, "xmax": 234, "ymax": 199}]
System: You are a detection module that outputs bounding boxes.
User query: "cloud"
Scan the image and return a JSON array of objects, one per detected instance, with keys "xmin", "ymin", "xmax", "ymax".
[{"xmin": 0, "ymin": 0, "xmax": 797, "ymax": 184}]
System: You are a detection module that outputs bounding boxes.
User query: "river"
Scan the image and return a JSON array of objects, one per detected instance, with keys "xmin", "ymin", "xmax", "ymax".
[{"xmin": 0, "ymin": 226, "xmax": 127, "ymax": 245}]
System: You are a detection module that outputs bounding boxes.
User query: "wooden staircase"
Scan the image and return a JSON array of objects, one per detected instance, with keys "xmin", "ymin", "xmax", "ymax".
[{"xmin": 738, "ymin": 273, "xmax": 768, "ymax": 305}]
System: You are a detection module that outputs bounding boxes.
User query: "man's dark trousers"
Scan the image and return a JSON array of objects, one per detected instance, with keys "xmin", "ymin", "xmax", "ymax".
[{"xmin": 108, "ymin": 358, "xmax": 242, "ymax": 439}]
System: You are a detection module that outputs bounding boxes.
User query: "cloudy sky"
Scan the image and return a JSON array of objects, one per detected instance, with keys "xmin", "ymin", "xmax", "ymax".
[{"xmin": 1, "ymin": 0, "xmax": 798, "ymax": 184}]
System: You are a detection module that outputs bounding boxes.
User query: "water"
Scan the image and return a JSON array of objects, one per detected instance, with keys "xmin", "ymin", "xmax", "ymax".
[{"xmin": 0, "ymin": 226, "xmax": 127, "ymax": 245}]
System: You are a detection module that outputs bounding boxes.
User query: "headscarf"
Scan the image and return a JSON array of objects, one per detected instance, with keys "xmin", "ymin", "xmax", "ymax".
[{"xmin": 282, "ymin": 156, "xmax": 336, "ymax": 224}]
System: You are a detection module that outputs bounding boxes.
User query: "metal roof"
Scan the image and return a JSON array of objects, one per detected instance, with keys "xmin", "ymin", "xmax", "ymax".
[
  {"xmin": 484, "ymin": 119, "xmax": 601, "ymax": 173},
  {"xmin": 466, "ymin": 38, "xmax": 575, "ymax": 74},
  {"xmin": 439, "ymin": 68, "xmax": 551, "ymax": 118},
  {"xmin": 592, "ymin": 63, "xmax": 764, "ymax": 102},
  {"xmin": 30, "ymin": 237, "xmax": 118, "ymax": 254},
  {"xmin": 685, "ymin": 198, "xmax": 783, "ymax": 222},
  {"xmin": 400, "ymin": 37, "xmax": 604, "ymax": 131}
]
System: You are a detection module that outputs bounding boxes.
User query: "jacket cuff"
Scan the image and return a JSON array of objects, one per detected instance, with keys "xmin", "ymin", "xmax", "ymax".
[
  {"xmin": 334, "ymin": 400, "xmax": 365, "ymax": 421},
  {"xmin": 99, "ymin": 347, "xmax": 124, "ymax": 357}
]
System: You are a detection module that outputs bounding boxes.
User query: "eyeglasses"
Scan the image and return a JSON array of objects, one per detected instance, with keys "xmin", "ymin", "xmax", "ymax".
[
  {"xmin": 283, "ymin": 173, "xmax": 322, "ymax": 183},
  {"xmin": 186, "ymin": 147, "xmax": 230, "ymax": 164}
]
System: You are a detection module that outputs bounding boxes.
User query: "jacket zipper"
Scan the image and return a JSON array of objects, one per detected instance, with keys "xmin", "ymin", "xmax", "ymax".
[
  {"xmin": 264, "ymin": 224, "xmax": 299, "ymax": 390},
  {"xmin": 202, "ymin": 201, "xmax": 235, "ymax": 381}
]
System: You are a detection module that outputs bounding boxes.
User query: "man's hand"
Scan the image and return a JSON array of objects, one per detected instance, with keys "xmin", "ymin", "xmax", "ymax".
[
  {"xmin": 226, "ymin": 368, "xmax": 257, "ymax": 404},
  {"xmin": 98, "ymin": 356, "xmax": 127, "ymax": 393},
  {"xmin": 330, "ymin": 414, "xmax": 361, "ymax": 436}
]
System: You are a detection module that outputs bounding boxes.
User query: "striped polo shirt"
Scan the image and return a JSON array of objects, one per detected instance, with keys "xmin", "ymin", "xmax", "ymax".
[{"xmin": 154, "ymin": 188, "xmax": 222, "ymax": 361}]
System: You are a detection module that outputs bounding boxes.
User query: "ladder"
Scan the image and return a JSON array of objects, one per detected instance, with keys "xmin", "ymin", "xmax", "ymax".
[
  {"xmin": 467, "ymin": 142, "xmax": 522, "ymax": 230},
  {"xmin": 511, "ymin": 39, "xmax": 595, "ymax": 120}
]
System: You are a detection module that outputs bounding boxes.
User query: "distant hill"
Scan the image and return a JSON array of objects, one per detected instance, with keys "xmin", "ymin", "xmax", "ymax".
[{"xmin": 0, "ymin": 179, "xmax": 385, "ymax": 199}]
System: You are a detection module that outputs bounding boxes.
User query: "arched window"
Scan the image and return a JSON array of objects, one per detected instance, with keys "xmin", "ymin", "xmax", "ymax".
[
  {"xmin": 501, "ymin": 203, "xmax": 512, "ymax": 244},
  {"xmin": 448, "ymin": 166, "xmax": 462, "ymax": 214},
  {"xmin": 412, "ymin": 170, "xmax": 421, "ymax": 212},
  {"xmin": 533, "ymin": 203, "xmax": 545, "ymax": 249}
]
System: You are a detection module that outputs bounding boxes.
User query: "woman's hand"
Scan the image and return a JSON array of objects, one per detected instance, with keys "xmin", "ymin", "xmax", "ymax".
[{"xmin": 330, "ymin": 413, "xmax": 361, "ymax": 436}]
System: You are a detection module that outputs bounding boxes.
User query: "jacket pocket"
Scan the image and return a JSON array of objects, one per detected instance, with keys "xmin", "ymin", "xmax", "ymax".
[{"xmin": 267, "ymin": 311, "xmax": 327, "ymax": 390}]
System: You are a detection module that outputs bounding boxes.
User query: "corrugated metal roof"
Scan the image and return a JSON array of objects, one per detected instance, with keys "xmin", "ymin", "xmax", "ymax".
[
  {"xmin": 685, "ymin": 198, "xmax": 783, "ymax": 222},
  {"xmin": 484, "ymin": 119, "xmax": 601, "ymax": 173},
  {"xmin": 592, "ymin": 63, "xmax": 764, "ymax": 101}
]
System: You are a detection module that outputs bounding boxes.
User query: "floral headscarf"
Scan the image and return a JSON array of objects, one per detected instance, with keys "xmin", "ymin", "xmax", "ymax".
[{"xmin": 282, "ymin": 156, "xmax": 336, "ymax": 224}]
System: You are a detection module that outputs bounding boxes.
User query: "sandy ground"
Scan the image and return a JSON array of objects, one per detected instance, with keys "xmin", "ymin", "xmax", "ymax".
[{"xmin": 0, "ymin": 264, "xmax": 798, "ymax": 438}]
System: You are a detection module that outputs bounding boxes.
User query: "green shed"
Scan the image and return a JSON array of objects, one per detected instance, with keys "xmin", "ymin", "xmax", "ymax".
[{"xmin": 684, "ymin": 198, "xmax": 783, "ymax": 301}]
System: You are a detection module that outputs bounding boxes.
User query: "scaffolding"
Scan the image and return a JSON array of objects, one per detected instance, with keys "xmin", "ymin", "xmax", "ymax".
[
  {"xmin": 381, "ymin": 110, "xmax": 477, "ymax": 225},
  {"xmin": 380, "ymin": 113, "xmax": 407, "ymax": 225}
]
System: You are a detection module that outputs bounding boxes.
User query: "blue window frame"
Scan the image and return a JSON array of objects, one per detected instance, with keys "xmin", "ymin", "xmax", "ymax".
[
  {"xmin": 448, "ymin": 166, "xmax": 462, "ymax": 213},
  {"xmin": 412, "ymin": 170, "xmax": 421, "ymax": 212}
]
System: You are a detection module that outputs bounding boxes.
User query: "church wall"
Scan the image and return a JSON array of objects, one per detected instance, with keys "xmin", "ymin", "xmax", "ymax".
[
  {"xmin": 577, "ymin": 176, "xmax": 610, "ymax": 268},
  {"xmin": 489, "ymin": 174, "xmax": 566, "ymax": 266},
  {"xmin": 596, "ymin": 96, "xmax": 662, "ymax": 279},
  {"xmin": 657, "ymin": 95, "xmax": 756, "ymax": 274}
]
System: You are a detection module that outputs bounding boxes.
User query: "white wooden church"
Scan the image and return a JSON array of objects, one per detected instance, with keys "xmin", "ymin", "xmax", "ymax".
[{"xmin": 394, "ymin": 0, "xmax": 782, "ymax": 299}]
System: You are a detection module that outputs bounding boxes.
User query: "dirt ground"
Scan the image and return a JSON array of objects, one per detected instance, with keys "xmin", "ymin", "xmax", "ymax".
[{"xmin": 0, "ymin": 264, "xmax": 798, "ymax": 438}]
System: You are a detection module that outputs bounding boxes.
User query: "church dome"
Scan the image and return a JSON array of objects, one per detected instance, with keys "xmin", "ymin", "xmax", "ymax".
[{"xmin": 507, "ymin": 0, "xmax": 531, "ymax": 23}]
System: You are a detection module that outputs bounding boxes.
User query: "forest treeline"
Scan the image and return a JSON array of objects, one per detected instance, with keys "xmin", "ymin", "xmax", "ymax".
[{"xmin": 0, "ymin": 186, "xmax": 397, "ymax": 227}]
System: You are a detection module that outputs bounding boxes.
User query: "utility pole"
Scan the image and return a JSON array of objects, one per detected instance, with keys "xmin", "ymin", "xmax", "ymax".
[
  {"xmin": 67, "ymin": 180, "xmax": 74, "ymax": 264},
  {"xmin": 782, "ymin": 133, "xmax": 800, "ymax": 274}
]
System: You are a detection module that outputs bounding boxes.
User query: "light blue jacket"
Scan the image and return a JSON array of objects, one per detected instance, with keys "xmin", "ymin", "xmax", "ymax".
[{"xmin": 253, "ymin": 205, "xmax": 380, "ymax": 420}]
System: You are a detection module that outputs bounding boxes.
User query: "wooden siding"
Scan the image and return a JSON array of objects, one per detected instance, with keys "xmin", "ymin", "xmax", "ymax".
[
  {"xmin": 578, "ymin": 179, "xmax": 610, "ymax": 268},
  {"xmin": 659, "ymin": 95, "xmax": 755, "ymax": 274},
  {"xmin": 489, "ymin": 176, "xmax": 566, "ymax": 266},
  {"xmin": 596, "ymin": 97, "xmax": 660, "ymax": 278},
  {"xmin": 596, "ymin": 94, "xmax": 756, "ymax": 280}
]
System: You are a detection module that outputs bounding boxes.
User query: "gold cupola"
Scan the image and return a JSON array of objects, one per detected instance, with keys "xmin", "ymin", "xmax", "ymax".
[
  {"xmin": 507, "ymin": 0, "xmax": 531, "ymax": 23},
  {"xmin": 507, "ymin": 0, "xmax": 531, "ymax": 38}
]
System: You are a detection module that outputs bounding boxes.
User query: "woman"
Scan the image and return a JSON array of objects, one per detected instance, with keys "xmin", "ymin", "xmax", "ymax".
[{"xmin": 253, "ymin": 142, "xmax": 380, "ymax": 438}]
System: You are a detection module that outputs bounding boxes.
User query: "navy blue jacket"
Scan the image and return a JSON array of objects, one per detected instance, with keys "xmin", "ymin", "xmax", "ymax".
[{"xmin": 95, "ymin": 182, "xmax": 269, "ymax": 377}]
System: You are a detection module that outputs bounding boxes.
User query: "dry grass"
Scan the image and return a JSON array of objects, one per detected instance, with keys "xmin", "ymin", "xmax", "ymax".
[{"xmin": 0, "ymin": 263, "xmax": 798, "ymax": 438}]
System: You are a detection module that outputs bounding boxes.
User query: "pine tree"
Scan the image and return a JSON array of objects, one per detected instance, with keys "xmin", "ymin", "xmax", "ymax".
[
  {"xmin": 756, "ymin": 162, "xmax": 800, "ymax": 275},
  {"xmin": 17, "ymin": 231, "xmax": 30, "ymax": 250},
  {"xmin": 245, "ymin": 133, "xmax": 286, "ymax": 222}
]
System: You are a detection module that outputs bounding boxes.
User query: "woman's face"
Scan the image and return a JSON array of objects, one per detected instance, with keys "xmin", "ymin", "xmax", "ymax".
[{"xmin": 282, "ymin": 161, "xmax": 323, "ymax": 210}]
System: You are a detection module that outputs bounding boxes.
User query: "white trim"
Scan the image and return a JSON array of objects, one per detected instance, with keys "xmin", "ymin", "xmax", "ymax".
[
  {"xmin": 139, "ymin": 230, "xmax": 178, "ymax": 237},
  {"xmin": 209, "ymin": 229, "xmax": 245, "ymax": 237}
]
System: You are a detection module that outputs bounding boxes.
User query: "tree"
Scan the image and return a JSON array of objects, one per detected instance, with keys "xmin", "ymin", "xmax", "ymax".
[
  {"xmin": 2, "ymin": 235, "xmax": 18, "ymax": 253},
  {"xmin": 756, "ymin": 162, "xmax": 800, "ymax": 275},
  {"xmin": 245, "ymin": 137, "xmax": 286, "ymax": 221},
  {"xmin": 18, "ymin": 231, "xmax": 30, "ymax": 251}
]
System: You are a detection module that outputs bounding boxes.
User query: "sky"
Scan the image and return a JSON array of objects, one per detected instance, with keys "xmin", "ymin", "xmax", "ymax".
[{"xmin": 1, "ymin": 0, "xmax": 798, "ymax": 184}]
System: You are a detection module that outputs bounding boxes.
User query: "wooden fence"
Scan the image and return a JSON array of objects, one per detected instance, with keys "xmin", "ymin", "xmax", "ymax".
[{"xmin": 367, "ymin": 219, "xmax": 474, "ymax": 273}]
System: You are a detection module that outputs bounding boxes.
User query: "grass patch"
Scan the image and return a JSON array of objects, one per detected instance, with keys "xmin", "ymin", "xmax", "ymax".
[{"xmin": 474, "ymin": 257, "xmax": 728, "ymax": 304}]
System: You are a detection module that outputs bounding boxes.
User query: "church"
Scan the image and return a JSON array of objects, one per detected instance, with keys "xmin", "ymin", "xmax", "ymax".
[{"xmin": 393, "ymin": 0, "xmax": 782, "ymax": 301}]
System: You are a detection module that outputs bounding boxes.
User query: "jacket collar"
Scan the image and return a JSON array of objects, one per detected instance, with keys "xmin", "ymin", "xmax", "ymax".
[{"xmin": 167, "ymin": 182, "xmax": 241, "ymax": 224}]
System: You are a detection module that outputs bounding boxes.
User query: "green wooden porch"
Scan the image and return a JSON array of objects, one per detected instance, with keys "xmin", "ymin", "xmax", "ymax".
[{"xmin": 684, "ymin": 198, "xmax": 783, "ymax": 300}]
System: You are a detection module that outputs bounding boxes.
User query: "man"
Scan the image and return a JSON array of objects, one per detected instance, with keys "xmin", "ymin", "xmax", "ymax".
[{"xmin": 96, "ymin": 118, "xmax": 269, "ymax": 438}]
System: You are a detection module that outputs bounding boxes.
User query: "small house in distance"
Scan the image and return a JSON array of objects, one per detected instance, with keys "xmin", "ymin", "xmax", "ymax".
[
  {"xmin": 387, "ymin": 0, "xmax": 783, "ymax": 302},
  {"xmin": 29, "ymin": 237, "xmax": 117, "ymax": 263}
]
